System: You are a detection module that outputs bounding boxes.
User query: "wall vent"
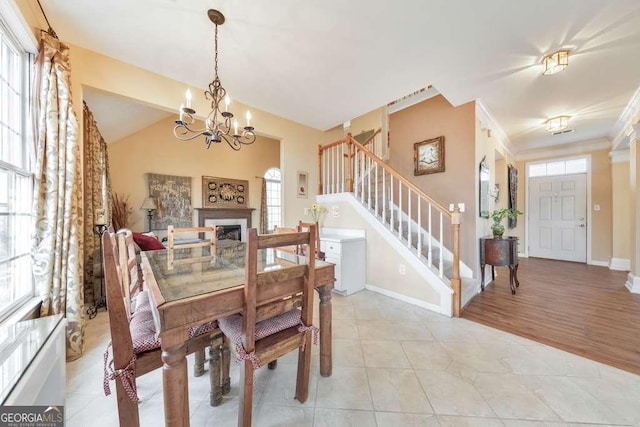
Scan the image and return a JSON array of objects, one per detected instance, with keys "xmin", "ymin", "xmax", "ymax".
[{"xmin": 552, "ymin": 129, "xmax": 574, "ymax": 136}]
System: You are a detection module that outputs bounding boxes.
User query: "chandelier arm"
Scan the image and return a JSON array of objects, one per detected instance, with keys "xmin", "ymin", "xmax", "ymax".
[
  {"xmin": 173, "ymin": 9, "xmax": 256, "ymax": 151},
  {"xmin": 173, "ymin": 124, "xmax": 212, "ymax": 141}
]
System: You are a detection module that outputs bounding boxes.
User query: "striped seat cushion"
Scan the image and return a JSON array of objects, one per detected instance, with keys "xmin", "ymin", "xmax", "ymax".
[
  {"xmin": 129, "ymin": 293, "xmax": 218, "ymax": 354},
  {"xmin": 218, "ymin": 309, "xmax": 301, "ymax": 352}
]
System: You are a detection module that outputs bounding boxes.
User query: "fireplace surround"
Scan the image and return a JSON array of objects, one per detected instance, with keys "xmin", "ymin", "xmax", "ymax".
[{"xmin": 196, "ymin": 208, "xmax": 254, "ymax": 242}]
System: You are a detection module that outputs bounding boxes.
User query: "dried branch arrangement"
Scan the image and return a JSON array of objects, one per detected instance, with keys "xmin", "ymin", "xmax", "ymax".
[{"xmin": 111, "ymin": 192, "xmax": 133, "ymax": 230}]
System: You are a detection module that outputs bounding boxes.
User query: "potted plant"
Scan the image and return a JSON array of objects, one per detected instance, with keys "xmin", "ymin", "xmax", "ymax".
[{"xmin": 490, "ymin": 208, "xmax": 522, "ymax": 238}]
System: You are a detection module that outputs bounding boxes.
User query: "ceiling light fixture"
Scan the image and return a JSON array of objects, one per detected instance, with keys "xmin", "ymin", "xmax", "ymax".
[
  {"xmin": 174, "ymin": 9, "xmax": 255, "ymax": 150},
  {"xmin": 546, "ymin": 116, "xmax": 570, "ymax": 132},
  {"xmin": 542, "ymin": 50, "xmax": 569, "ymax": 75}
]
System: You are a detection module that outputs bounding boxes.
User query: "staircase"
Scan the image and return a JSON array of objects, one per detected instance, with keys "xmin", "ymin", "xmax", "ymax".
[{"xmin": 318, "ymin": 131, "xmax": 466, "ymax": 316}]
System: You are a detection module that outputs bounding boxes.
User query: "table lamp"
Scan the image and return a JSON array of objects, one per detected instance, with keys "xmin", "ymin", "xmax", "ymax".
[{"xmin": 140, "ymin": 197, "xmax": 156, "ymax": 232}]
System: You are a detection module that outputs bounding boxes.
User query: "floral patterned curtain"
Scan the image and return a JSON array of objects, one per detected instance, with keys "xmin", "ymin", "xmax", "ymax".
[
  {"xmin": 83, "ymin": 102, "xmax": 110, "ymax": 306},
  {"xmin": 260, "ymin": 178, "xmax": 268, "ymax": 234},
  {"xmin": 32, "ymin": 33, "xmax": 84, "ymax": 361}
]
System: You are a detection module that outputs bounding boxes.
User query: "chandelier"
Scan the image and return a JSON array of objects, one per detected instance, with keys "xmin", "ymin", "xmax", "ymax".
[
  {"xmin": 546, "ymin": 115, "xmax": 570, "ymax": 132},
  {"xmin": 174, "ymin": 9, "xmax": 255, "ymax": 150},
  {"xmin": 542, "ymin": 50, "xmax": 569, "ymax": 75}
]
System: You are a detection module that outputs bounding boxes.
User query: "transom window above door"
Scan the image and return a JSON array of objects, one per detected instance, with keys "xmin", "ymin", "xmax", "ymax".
[{"xmin": 528, "ymin": 158, "xmax": 587, "ymax": 178}]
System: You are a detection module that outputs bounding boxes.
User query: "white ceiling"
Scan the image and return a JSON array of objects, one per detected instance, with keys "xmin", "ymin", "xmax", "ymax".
[
  {"xmin": 83, "ymin": 88, "xmax": 172, "ymax": 143},
  {"xmin": 42, "ymin": 0, "xmax": 640, "ymax": 153}
]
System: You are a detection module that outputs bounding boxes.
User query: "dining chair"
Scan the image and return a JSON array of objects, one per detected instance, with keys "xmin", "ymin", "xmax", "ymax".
[
  {"xmin": 272, "ymin": 225, "xmax": 299, "ymax": 254},
  {"xmin": 297, "ymin": 221, "xmax": 325, "ymax": 261},
  {"xmin": 102, "ymin": 230, "xmax": 229, "ymax": 427},
  {"xmin": 219, "ymin": 226, "xmax": 318, "ymax": 427},
  {"xmin": 167, "ymin": 225, "xmax": 217, "ymax": 268},
  {"xmin": 116, "ymin": 229, "xmax": 143, "ymax": 315}
]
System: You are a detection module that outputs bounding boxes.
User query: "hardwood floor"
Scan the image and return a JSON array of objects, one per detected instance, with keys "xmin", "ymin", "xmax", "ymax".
[{"xmin": 463, "ymin": 257, "xmax": 640, "ymax": 375}]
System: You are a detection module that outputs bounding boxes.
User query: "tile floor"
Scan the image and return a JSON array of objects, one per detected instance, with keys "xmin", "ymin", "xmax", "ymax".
[{"xmin": 66, "ymin": 290, "xmax": 640, "ymax": 426}]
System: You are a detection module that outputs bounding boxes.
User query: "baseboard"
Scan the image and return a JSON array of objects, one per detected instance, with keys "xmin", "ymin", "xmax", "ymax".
[
  {"xmin": 626, "ymin": 273, "xmax": 640, "ymax": 294},
  {"xmin": 609, "ymin": 258, "xmax": 631, "ymax": 271},
  {"xmin": 588, "ymin": 260, "xmax": 609, "ymax": 267},
  {"xmin": 364, "ymin": 284, "xmax": 443, "ymax": 315},
  {"xmin": 518, "ymin": 252, "xmax": 528, "ymax": 258}
]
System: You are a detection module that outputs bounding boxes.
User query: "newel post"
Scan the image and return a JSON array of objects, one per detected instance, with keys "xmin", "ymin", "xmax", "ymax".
[
  {"xmin": 451, "ymin": 206, "xmax": 462, "ymax": 317},
  {"xmin": 318, "ymin": 144, "xmax": 323, "ymax": 195},
  {"xmin": 346, "ymin": 134, "xmax": 354, "ymax": 193}
]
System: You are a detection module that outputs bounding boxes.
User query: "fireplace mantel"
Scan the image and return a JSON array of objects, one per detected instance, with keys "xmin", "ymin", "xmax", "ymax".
[{"xmin": 196, "ymin": 208, "xmax": 255, "ymax": 229}]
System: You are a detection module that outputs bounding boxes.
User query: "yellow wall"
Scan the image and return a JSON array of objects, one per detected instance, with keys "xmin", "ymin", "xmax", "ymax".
[
  {"xmin": 518, "ymin": 149, "xmax": 613, "ymax": 263},
  {"xmin": 107, "ymin": 117, "xmax": 280, "ymax": 233},
  {"xmin": 387, "ymin": 95, "xmax": 477, "ymax": 270},
  {"xmin": 612, "ymin": 160, "xmax": 631, "ymax": 260},
  {"xmin": 321, "ymin": 199, "xmax": 441, "ymax": 307}
]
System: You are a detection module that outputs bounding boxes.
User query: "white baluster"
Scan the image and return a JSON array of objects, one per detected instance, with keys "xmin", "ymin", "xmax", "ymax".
[
  {"xmin": 439, "ymin": 211, "xmax": 444, "ymax": 278},
  {"xmin": 407, "ymin": 188, "xmax": 412, "ymax": 248},
  {"xmin": 390, "ymin": 175, "xmax": 394, "ymax": 231},
  {"xmin": 375, "ymin": 163, "xmax": 379, "ymax": 216},
  {"xmin": 428, "ymin": 204, "xmax": 433, "ymax": 266},
  {"xmin": 341, "ymin": 143, "xmax": 345, "ymax": 192},
  {"xmin": 417, "ymin": 199, "xmax": 422, "ymax": 258},
  {"xmin": 398, "ymin": 183, "xmax": 402, "ymax": 239},
  {"xmin": 382, "ymin": 169, "xmax": 387, "ymax": 224},
  {"xmin": 360, "ymin": 150, "xmax": 365, "ymax": 204},
  {"xmin": 367, "ymin": 155, "xmax": 372, "ymax": 210}
]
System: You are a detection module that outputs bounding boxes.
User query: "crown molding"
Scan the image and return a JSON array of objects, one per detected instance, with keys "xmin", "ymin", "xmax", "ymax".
[
  {"xmin": 475, "ymin": 99, "xmax": 515, "ymax": 159},
  {"xmin": 611, "ymin": 85, "xmax": 640, "ymax": 150},
  {"xmin": 609, "ymin": 149, "xmax": 630, "ymax": 163},
  {"xmin": 516, "ymin": 137, "xmax": 610, "ymax": 161},
  {"xmin": 629, "ymin": 122, "xmax": 640, "ymax": 147},
  {"xmin": 387, "ymin": 86, "xmax": 439, "ymax": 115}
]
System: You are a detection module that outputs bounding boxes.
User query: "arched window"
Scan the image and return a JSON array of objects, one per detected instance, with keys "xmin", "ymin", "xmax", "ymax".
[{"xmin": 264, "ymin": 168, "xmax": 281, "ymax": 231}]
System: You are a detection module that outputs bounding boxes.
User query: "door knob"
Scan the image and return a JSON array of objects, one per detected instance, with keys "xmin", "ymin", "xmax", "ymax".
[
  {"xmin": 578, "ymin": 216, "xmax": 585, "ymax": 221},
  {"xmin": 579, "ymin": 224, "xmax": 585, "ymax": 227}
]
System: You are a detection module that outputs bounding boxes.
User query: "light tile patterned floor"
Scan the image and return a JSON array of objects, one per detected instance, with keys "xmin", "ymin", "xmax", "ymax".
[{"xmin": 66, "ymin": 290, "xmax": 640, "ymax": 426}]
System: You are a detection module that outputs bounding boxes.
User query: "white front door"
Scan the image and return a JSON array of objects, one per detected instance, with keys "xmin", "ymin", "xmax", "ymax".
[{"xmin": 528, "ymin": 174, "xmax": 587, "ymax": 262}]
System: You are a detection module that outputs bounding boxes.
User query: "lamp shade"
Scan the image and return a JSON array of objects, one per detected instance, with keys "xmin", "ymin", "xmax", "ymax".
[{"xmin": 140, "ymin": 197, "xmax": 157, "ymax": 210}]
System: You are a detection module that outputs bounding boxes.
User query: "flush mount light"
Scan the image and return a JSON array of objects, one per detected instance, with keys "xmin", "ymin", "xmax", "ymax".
[
  {"xmin": 546, "ymin": 116, "xmax": 570, "ymax": 132},
  {"xmin": 542, "ymin": 50, "xmax": 569, "ymax": 75}
]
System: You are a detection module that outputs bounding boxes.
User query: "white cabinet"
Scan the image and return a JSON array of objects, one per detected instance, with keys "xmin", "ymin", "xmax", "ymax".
[{"xmin": 320, "ymin": 228, "xmax": 365, "ymax": 295}]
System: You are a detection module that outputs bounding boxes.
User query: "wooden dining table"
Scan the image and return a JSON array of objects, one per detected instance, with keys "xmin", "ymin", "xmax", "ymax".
[{"xmin": 140, "ymin": 241, "xmax": 335, "ymax": 427}]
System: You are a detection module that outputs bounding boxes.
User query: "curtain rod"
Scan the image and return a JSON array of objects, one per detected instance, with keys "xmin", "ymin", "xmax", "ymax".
[{"xmin": 37, "ymin": 0, "xmax": 59, "ymax": 39}]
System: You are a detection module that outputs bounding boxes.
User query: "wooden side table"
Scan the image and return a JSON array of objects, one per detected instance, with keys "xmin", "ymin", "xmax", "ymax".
[{"xmin": 479, "ymin": 236, "xmax": 519, "ymax": 294}]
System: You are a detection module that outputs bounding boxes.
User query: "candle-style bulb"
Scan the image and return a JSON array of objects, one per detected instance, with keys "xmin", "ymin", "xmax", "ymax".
[
  {"xmin": 225, "ymin": 95, "xmax": 231, "ymax": 112},
  {"xmin": 179, "ymin": 104, "xmax": 184, "ymax": 120},
  {"xmin": 185, "ymin": 89, "xmax": 192, "ymax": 108},
  {"xmin": 246, "ymin": 111, "xmax": 251, "ymax": 127},
  {"xmin": 234, "ymin": 119, "xmax": 239, "ymax": 135}
]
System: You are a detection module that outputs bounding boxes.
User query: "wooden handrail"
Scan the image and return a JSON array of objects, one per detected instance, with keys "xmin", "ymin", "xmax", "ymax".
[
  {"xmin": 347, "ymin": 135, "xmax": 452, "ymax": 218},
  {"xmin": 319, "ymin": 136, "xmax": 348, "ymax": 152},
  {"xmin": 360, "ymin": 129, "xmax": 382, "ymax": 148}
]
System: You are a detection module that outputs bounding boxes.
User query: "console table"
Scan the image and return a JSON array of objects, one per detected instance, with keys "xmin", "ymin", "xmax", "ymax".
[{"xmin": 479, "ymin": 236, "xmax": 519, "ymax": 294}]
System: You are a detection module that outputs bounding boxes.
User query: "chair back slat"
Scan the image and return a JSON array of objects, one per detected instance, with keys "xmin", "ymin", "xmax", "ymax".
[
  {"xmin": 116, "ymin": 228, "xmax": 140, "ymax": 316},
  {"xmin": 259, "ymin": 232, "xmax": 310, "ymax": 249},
  {"xmin": 103, "ymin": 231, "xmax": 135, "ymax": 364},
  {"xmin": 298, "ymin": 221, "xmax": 324, "ymax": 260},
  {"xmin": 167, "ymin": 225, "xmax": 217, "ymax": 268}
]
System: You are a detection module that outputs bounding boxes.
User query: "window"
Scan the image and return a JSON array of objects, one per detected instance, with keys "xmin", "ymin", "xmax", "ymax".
[
  {"xmin": 0, "ymin": 18, "xmax": 33, "ymax": 320},
  {"xmin": 528, "ymin": 158, "xmax": 587, "ymax": 178},
  {"xmin": 264, "ymin": 168, "xmax": 281, "ymax": 232}
]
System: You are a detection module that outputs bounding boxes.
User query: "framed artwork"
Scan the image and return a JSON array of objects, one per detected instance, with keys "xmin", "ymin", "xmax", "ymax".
[
  {"xmin": 479, "ymin": 156, "xmax": 490, "ymax": 218},
  {"xmin": 202, "ymin": 176, "xmax": 249, "ymax": 209},
  {"xmin": 508, "ymin": 164, "xmax": 518, "ymax": 228},
  {"xmin": 147, "ymin": 173, "xmax": 192, "ymax": 229},
  {"xmin": 297, "ymin": 171, "xmax": 308, "ymax": 198},
  {"xmin": 414, "ymin": 136, "xmax": 445, "ymax": 175}
]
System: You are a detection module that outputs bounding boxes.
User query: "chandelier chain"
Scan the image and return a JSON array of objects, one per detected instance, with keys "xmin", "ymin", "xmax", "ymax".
[{"xmin": 173, "ymin": 9, "xmax": 256, "ymax": 150}]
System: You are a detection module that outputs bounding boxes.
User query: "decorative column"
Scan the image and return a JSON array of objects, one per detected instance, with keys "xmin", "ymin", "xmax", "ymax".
[{"xmin": 627, "ymin": 123, "xmax": 640, "ymax": 293}]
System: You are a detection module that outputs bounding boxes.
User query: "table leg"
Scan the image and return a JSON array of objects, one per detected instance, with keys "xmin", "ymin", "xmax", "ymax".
[
  {"xmin": 509, "ymin": 266, "xmax": 516, "ymax": 295},
  {"xmin": 317, "ymin": 286, "xmax": 332, "ymax": 377},
  {"xmin": 480, "ymin": 263, "xmax": 485, "ymax": 291},
  {"xmin": 514, "ymin": 263, "xmax": 520, "ymax": 288},
  {"xmin": 162, "ymin": 342, "xmax": 190, "ymax": 427}
]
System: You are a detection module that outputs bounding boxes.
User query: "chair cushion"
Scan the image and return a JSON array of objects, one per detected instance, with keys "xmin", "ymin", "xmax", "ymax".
[
  {"xmin": 219, "ymin": 309, "xmax": 301, "ymax": 349},
  {"xmin": 129, "ymin": 293, "xmax": 218, "ymax": 354},
  {"xmin": 132, "ymin": 232, "xmax": 165, "ymax": 251},
  {"xmin": 129, "ymin": 305, "xmax": 160, "ymax": 353}
]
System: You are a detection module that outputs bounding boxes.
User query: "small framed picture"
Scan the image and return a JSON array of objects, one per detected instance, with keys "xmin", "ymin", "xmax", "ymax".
[
  {"xmin": 297, "ymin": 171, "xmax": 308, "ymax": 198},
  {"xmin": 414, "ymin": 136, "xmax": 445, "ymax": 175}
]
